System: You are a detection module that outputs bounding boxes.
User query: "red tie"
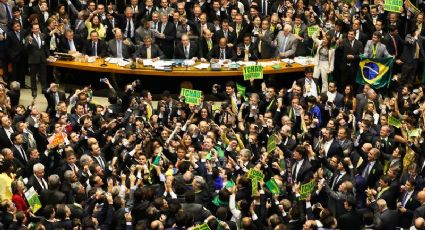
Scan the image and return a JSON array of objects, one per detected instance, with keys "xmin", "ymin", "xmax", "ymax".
[{"xmin": 392, "ymin": 36, "xmax": 397, "ymax": 56}]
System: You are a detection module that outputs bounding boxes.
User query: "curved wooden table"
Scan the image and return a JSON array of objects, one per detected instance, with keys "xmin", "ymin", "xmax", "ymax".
[{"xmin": 48, "ymin": 58, "xmax": 313, "ymax": 77}]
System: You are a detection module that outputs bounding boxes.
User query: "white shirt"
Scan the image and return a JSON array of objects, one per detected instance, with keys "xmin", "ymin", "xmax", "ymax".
[
  {"xmin": 68, "ymin": 39, "xmax": 76, "ymax": 51},
  {"xmin": 323, "ymin": 139, "xmax": 333, "ymax": 156},
  {"xmin": 293, "ymin": 159, "xmax": 304, "ymax": 181},
  {"xmin": 327, "ymin": 91, "xmax": 336, "ymax": 102}
]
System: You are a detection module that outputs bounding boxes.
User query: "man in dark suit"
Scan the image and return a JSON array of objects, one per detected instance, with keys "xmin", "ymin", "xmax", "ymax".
[
  {"xmin": 107, "ymin": 28, "xmax": 134, "ymax": 59},
  {"xmin": 373, "ymin": 199, "xmax": 399, "ymax": 230},
  {"xmin": 155, "ymin": 13, "xmax": 176, "ymax": 59},
  {"xmin": 398, "ymin": 179, "xmax": 420, "ymax": 229},
  {"xmin": 90, "ymin": 143, "xmax": 108, "ymax": 170},
  {"xmin": 400, "ymin": 27, "xmax": 425, "ymax": 84},
  {"xmin": 85, "ymin": 31, "xmax": 108, "ymax": 57},
  {"xmin": 103, "ymin": 12, "xmax": 119, "ymax": 41},
  {"xmin": 207, "ymin": 37, "xmax": 237, "ymax": 62},
  {"xmin": 229, "ymin": 13, "xmax": 247, "ymax": 45},
  {"xmin": 118, "ymin": 7, "xmax": 139, "ymax": 42},
  {"xmin": 194, "ymin": 13, "xmax": 216, "ymax": 37},
  {"xmin": 316, "ymin": 128, "xmax": 343, "ymax": 159},
  {"xmin": 337, "ymin": 196, "xmax": 363, "ymax": 230},
  {"xmin": 256, "ymin": 19, "xmax": 274, "ymax": 59},
  {"xmin": 358, "ymin": 147, "xmax": 383, "ymax": 189},
  {"xmin": 58, "ymin": 29, "xmax": 85, "ymax": 54},
  {"xmin": 236, "ymin": 35, "xmax": 258, "ymax": 61},
  {"xmin": 133, "ymin": 36, "xmax": 164, "ymax": 61},
  {"xmin": 25, "ymin": 23, "xmax": 49, "ymax": 98},
  {"xmin": 6, "ymin": 21, "xmax": 26, "ymax": 86},
  {"xmin": 10, "ymin": 132, "xmax": 28, "ymax": 169},
  {"xmin": 213, "ymin": 19, "xmax": 236, "ymax": 46},
  {"xmin": 291, "ymin": 145, "xmax": 313, "ymax": 183},
  {"xmin": 335, "ymin": 30, "xmax": 363, "ymax": 89},
  {"xmin": 199, "ymin": 29, "xmax": 214, "ymax": 60},
  {"xmin": 174, "ymin": 34, "xmax": 200, "ymax": 59},
  {"xmin": 382, "ymin": 25, "xmax": 403, "ymax": 59},
  {"xmin": 0, "ymin": 115, "xmax": 15, "ymax": 150},
  {"xmin": 412, "ymin": 191, "xmax": 425, "ymax": 226},
  {"xmin": 181, "ymin": 191, "xmax": 211, "ymax": 223},
  {"xmin": 44, "ymin": 83, "xmax": 66, "ymax": 117},
  {"xmin": 26, "ymin": 163, "xmax": 49, "ymax": 194},
  {"xmin": 326, "ymin": 82, "xmax": 344, "ymax": 109},
  {"xmin": 39, "ymin": 174, "xmax": 66, "ymax": 207}
]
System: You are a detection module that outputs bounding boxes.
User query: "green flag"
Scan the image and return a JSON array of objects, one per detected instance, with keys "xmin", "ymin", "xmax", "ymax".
[
  {"xmin": 236, "ymin": 83, "xmax": 248, "ymax": 101},
  {"xmin": 267, "ymin": 134, "xmax": 277, "ymax": 153},
  {"xmin": 225, "ymin": 180, "xmax": 236, "ymax": 189},
  {"xmin": 388, "ymin": 116, "xmax": 401, "ymax": 128},
  {"xmin": 193, "ymin": 223, "xmax": 212, "ymax": 230},
  {"xmin": 152, "ymin": 154, "xmax": 161, "ymax": 165},
  {"xmin": 215, "ymin": 145, "xmax": 225, "ymax": 157},
  {"xmin": 265, "ymin": 178, "xmax": 281, "ymax": 194},
  {"xmin": 356, "ymin": 55, "xmax": 394, "ymax": 89}
]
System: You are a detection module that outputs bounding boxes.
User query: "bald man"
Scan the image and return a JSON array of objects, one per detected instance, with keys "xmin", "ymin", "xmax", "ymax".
[
  {"xmin": 174, "ymin": 34, "xmax": 200, "ymax": 59},
  {"xmin": 412, "ymin": 191, "xmax": 425, "ymax": 226}
]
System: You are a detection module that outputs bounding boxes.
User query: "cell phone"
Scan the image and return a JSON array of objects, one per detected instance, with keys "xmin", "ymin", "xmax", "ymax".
[
  {"xmin": 125, "ymin": 207, "xmax": 129, "ymax": 212},
  {"xmin": 100, "ymin": 78, "xmax": 107, "ymax": 82}
]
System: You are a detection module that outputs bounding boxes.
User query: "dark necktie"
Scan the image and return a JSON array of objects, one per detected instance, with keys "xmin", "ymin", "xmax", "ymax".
[
  {"xmin": 185, "ymin": 46, "xmax": 189, "ymax": 58},
  {"xmin": 92, "ymin": 42, "xmax": 97, "ymax": 56},
  {"xmin": 392, "ymin": 36, "xmax": 398, "ymax": 56},
  {"xmin": 220, "ymin": 49, "xmax": 224, "ymax": 59},
  {"xmin": 3, "ymin": 3, "xmax": 11, "ymax": 21},
  {"xmin": 20, "ymin": 146, "xmax": 27, "ymax": 162},
  {"xmin": 126, "ymin": 20, "xmax": 131, "ymax": 38}
]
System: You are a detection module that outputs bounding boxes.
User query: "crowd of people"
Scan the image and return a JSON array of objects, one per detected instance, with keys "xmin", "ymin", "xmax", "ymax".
[{"xmin": 1, "ymin": 0, "xmax": 425, "ymax": 229}]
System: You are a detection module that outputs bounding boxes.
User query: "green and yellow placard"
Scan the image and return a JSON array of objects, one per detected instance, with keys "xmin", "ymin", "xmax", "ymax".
[
  {"xmin": 180, "ymin": 88, "xmax": 202, "ymax": 105},
  {"xmin": 299, "ymin": 179, "xmax": 316, "ymax": 200},
  {"xmin": 243, "ymin": 65, "xmax": 263, "ymax": 80},
  {"xmin": 307, "ymin": 26, "xmax": 320, "ymax": 37},
  {"xmin": 384, "ymin": 0, "xmax": 403, "ymax": 13}
]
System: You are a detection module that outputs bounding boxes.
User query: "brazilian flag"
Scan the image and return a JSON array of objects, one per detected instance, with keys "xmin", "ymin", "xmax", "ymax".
[{"xmin": 356, "ymin": 55, "xmax": 394, "ymax": 89}]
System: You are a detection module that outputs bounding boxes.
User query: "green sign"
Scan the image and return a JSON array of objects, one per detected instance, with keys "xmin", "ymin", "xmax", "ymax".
[
  {"xmin": 267, "ymin": 134, "xmax": 277, "ymax": 153},
  {"xmin": 299, "ymin": 180, "xmax": 316, "ymax": 200},
  {"xmin": 25, "ymin": 187, "xmax": 42, "ymax": 213},
  {"xmin": 236, "ymin": 83, "xmax": 248, "ymax": 101},
  {"xmin": 307, "ymin": 26, "xmax": 319, "ymax": 37},
  {"xmin": 243, "ymin": 65, "xmax": 263, "ymax": 81},
  {"xmin": 248, "ymin": 168, "xmax": 265, "ymax": 181},
  {"xmin": 409, "ymin": 128, "xmax": 421, "ymax": 137},
  {"xmin": 384, "ymin": 0, "xmax": 403, "ymax": 12},
  {"xmin": 388, "ymin": 115, "xmax": 401, "ymax": 128},
  {"xmin": 193, "ymin": 223, "xmax": 211, "ymax": 230},
  {"xmin": 248, "ymin": 168, "xmax": 264, "ymax": 196},
  {"xmin": 180, "ymin": 88, "xmax": 202, "ymax": 105},
  {"xmin": 266, "ymin": 178, "xmax": 281, "ymax": 194}
]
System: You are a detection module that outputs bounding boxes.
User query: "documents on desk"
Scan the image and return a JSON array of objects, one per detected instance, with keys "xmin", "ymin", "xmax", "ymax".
[
  {"xmin": 194, "ymin": 63, "xmax": 210, "ymax": 69},
  {"xmin": 293, "ymin": 57, "xmax": 314, "ymax": 66}
]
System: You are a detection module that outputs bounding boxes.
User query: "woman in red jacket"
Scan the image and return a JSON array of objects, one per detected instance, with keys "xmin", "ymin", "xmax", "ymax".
[{"xmin": 11, "ymin": 180, "xmax": 29, "ymax": 215}]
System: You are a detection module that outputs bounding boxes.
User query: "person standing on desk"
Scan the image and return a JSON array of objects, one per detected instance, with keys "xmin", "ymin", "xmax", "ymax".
[
  {"xmin": 207, "ymin": 37, "xmax": 237, "ymax": 63},
  {"xmin": 134, "ymin": 36, "xmax": 164, "ymax": 62}
]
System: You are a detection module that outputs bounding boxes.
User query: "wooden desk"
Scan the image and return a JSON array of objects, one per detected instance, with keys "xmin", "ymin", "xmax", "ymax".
[{"xmin": 48, "ymin": 59, "xmax": 313, "ymax": 77}]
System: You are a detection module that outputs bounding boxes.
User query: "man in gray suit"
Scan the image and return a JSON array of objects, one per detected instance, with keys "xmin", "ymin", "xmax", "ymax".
[
  {"xmin": 107, "ymin": 28, "xmax": 134, "ymax": 59},
  {"xmin": 273, "ymin": 24, "xmax": 298, "ymax": 58},
  {"xmin": 25, "ymin": 23, "xmax": 49, "ymax": 98},
  {"xmin": 135, "ymin": 19, "xmax": 154, "ymax": 45},
  {"xmin": 0, "ymin": 0, "xmax": 13, "ymax": 31},
  {"xmin": 364, "ymin": 31, "xmax": 391, "ymax": 58}
]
